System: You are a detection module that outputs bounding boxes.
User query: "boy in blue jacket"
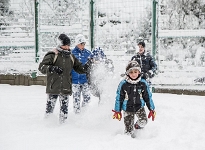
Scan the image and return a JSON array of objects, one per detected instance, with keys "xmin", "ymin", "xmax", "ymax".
[
  {"xmin": 71, "ymin": 34, "xmax": 92, "ymax": 114},
  {"xmin": 112, "ymin": 60, "xmax": 156, "ymax": 138}
]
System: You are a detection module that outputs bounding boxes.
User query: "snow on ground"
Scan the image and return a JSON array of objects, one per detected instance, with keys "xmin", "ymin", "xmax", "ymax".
[{"xmin": 0, "ymin": 83, "xmax": 205, "ymax": 150}]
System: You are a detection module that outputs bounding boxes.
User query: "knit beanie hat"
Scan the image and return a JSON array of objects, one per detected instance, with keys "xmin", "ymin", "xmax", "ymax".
[
  {"xmin": 57, "ymin": 34, "xmax": 71, "ymax": 46},
  {"xmin": 75, "ymin": 34, "xmax": 86, "ymax": 45},
  {"xmin": 126, "ymin": 60, "xmax": 141, "ymax": 74}
]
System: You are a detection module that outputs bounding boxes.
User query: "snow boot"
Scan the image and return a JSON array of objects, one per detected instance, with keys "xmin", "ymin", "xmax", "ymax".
[
  {"xmin": 134, "ymin": 123, "xmax": 143, "ymax": 130},
  {"xmin": 59, "ymin": 113, "xmax": 67, "ymax": 124}
]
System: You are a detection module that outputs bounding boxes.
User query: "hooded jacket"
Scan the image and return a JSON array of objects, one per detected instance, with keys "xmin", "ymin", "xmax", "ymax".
[
  {"xmin": 71, "ymin": 46, "xmax": 91, "ymax": 84},
  {"xmin": 38, "ymin": 48, "xmax": 86, "ymax": 95},
  {"xmin": 114, "ymin": 78, "xmax": 155, "ymax": 112}
]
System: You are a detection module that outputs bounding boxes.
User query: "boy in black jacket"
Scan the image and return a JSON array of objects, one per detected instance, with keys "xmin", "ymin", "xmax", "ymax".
[
  {"xmin": 112, "ymin": 60, "xmax": 156, "ymax": 138},
  {"xmin": 131, "ymin": 41, "xmax": 157, "ymax": 85}
]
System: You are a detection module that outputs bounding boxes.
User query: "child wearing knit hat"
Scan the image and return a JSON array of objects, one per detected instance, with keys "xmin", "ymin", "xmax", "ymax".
[{"xmin": 112, "ymin": 60, "xmax": 156, "ymax": 138}]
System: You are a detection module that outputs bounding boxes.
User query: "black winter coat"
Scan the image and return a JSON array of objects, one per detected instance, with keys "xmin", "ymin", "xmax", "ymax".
[{"xmin": 131, "ymin": 52, "xmax": 157, "ymax": 78}]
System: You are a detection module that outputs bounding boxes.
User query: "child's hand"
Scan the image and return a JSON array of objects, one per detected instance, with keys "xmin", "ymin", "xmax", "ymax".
[
  {"xmin": 112, "ymin": 110, "xmax": 122, "ymax": 121},
  {"xmin": 148, "ymin": 110, "xmax": 156, "ymax": 121}
]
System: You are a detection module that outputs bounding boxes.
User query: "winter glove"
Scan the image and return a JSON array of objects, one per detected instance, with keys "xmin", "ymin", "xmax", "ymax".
[
  {"xmin": 141, "ymin": 72, "xmax": 149, "ymax": 79},
  {"xmin": 148, "ymin": 110, "xmax": 156, "ymax": 121},
  {"xmin": 84, "ymin": 58, "xmax": 93, "ymax": 72},
  {"xmin": 112, "ymin": 110, "xmax": 122, "ymax": 121},
  {"xmin": 141, "ymin": 70, "xmax": 154, "ymax": 79},
  {"xmin": 49, "ymin": 66, "xmax": 63, "ymax": 75},
  {"xmin": 147, "ymin": 70, "xmax": 154, "ymax": 78}
]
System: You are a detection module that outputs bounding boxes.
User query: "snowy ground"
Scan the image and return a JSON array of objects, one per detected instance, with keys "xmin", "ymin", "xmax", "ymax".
[{"xmin": 0, "ymin": 84, "xmax": 205, "ymax": 150}]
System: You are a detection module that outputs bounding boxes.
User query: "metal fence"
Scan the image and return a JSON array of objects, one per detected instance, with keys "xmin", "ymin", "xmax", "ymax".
[
  {"xmin": 155, "ymin": 0, "xmax": 205, "ymax": 85},
  {"xmin": 38, "ymin": 0, "xmax": 90, "ymax": 62},
  {"xmin": 0, "ymin": 0, "xmax": 35, "ymax": 63},
  {"xmin": 0, "ymin": 0, "xmax": 152, "ymax": 71},
  {"xmin": 94, "ymin": 0, "xmax": 152, "ymax": 61},
  {"xmin": 0, "ymin": 0, "xmax": 90, "ymax": 64},
  {"xmin": 0, "ymin": 0, "xmax": 205, "ymax": 86}
]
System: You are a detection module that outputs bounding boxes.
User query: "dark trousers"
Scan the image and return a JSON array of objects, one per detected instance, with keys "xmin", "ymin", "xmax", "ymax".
[
  {"xmin": 45, "ymin": 94, "xmax": 69, "ymax": 123},
  {"xmin": 123, "ymin": 107, "xmax": 148, "ymax": 134}
]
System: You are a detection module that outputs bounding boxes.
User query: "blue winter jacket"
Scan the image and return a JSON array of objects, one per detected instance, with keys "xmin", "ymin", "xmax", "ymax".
[
  {"xmin": 114, "ymin": 79, "xmax": 155, "ymax": 112},
  {"xmin": 71, "ymin": 46, "xmax": 91, "ymax": 84}
]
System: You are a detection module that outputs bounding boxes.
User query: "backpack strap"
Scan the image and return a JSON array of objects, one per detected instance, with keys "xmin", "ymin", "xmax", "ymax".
[
  {"xmin": 70, "ymin": 54, "xmax": 74, "ymax": 64},
  {"xmin": 52, "ymin": 48, "xmax": 58, "ymax": 64},
  {"xmin": 53, "ymin": 54, "xmax": 58, "ymax": 64}
]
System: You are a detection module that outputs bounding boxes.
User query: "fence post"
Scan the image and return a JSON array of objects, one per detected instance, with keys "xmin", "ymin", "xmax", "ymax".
[
  {"xmin": 90, "ymin": 0, "xmax": 94, "ymax": 50},
  {"xmin": 34, "ymin": 0, "xmax": 39, "ymax": 63},
  {"xmin": 152, "ymin": 0, "xmax": 157, "ymax": 58}
]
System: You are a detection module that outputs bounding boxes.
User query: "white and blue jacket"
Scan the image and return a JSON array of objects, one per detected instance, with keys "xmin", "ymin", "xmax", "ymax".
[{"xmin": 71, "ymin": 46, "xmax": 91, "ymax": 84}]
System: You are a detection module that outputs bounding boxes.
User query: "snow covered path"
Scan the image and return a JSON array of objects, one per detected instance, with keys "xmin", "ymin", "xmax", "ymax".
[{"xmin": 0, "ymin": 84, "xmax": 205, "ymax": 150}]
